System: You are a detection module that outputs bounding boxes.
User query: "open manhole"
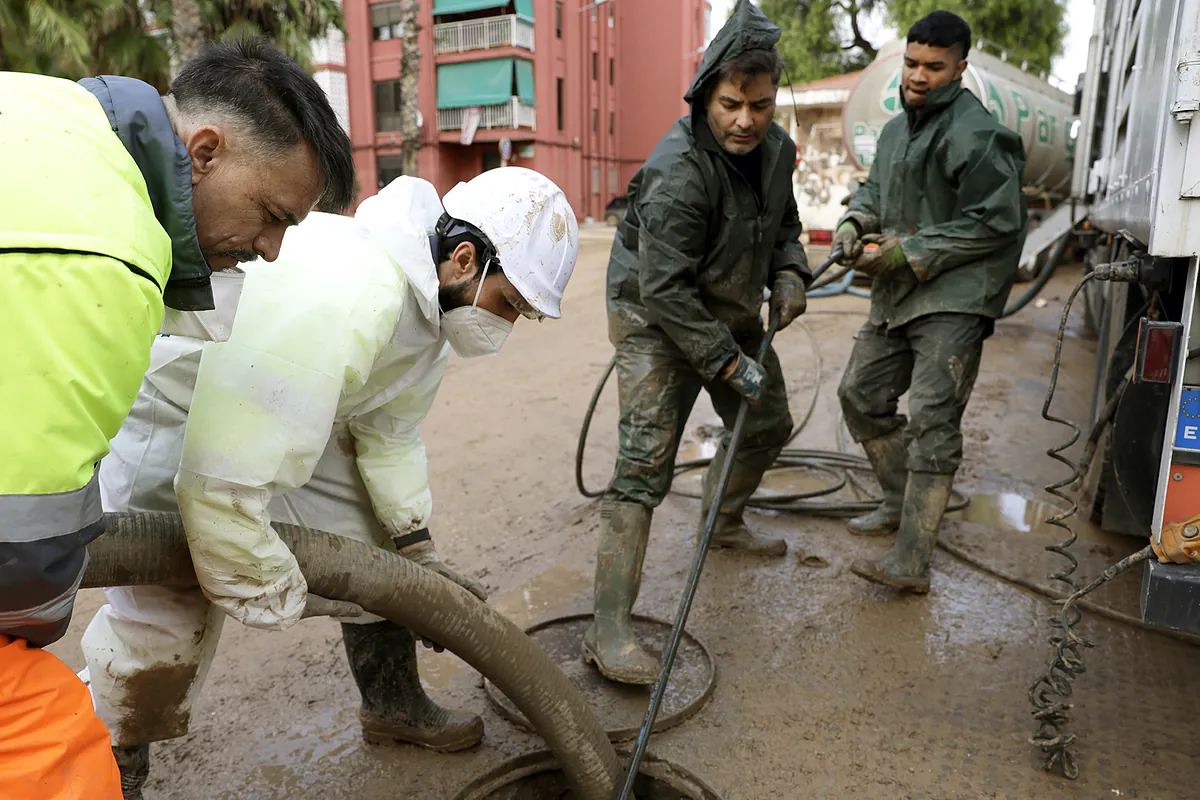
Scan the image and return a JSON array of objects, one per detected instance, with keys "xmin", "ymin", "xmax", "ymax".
[
  {"xmin": 451, "ymin": 750, "xmax": 724, "ymax": 800},
  {"xmin": 483, "ymin": 614, "xmax": 715, "ymax": 741}
]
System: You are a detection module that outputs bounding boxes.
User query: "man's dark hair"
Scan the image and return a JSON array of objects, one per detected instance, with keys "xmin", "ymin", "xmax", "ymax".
[
  {"xmin": 170, "ymin": 37, "xmax": 356, "ymax": 212},
  {"xmin": 435, "ymin": 214, "xmax": 499, "ymax": 275},
  {"xmin": 713, "ymin": 47, "xmax": 784, "ymax": 96},
  {"xmin": 907, "ymin": 11, "xmax": 972, "ymax": 60}
]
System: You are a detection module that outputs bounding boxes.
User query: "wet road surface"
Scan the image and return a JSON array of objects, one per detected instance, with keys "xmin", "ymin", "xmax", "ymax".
[{"xmin": 49, "ymin": 230, "xmax": 1199, "ymax": 799}]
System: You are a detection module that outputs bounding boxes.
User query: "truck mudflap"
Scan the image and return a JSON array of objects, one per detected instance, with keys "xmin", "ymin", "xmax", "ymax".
[{"xmin": 1141, "ymin": 560, "xmax": 1200, "ymax": 633}]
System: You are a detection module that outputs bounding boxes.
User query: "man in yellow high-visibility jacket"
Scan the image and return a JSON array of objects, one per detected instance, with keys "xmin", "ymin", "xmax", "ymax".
[{"xmin": 0, "ymin": 38, "xmax": 354, "ymax": 799}]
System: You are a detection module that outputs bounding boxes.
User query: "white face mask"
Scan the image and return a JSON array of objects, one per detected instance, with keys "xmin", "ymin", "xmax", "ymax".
[{"xmin": 441, "ymin": 261, "xmax": 514, "ymax": 359}]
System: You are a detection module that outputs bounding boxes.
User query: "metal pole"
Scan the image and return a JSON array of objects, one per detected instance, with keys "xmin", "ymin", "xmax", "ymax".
[{"xmin": 615, "ymin": 249, "xmax": 842, "ymax": 799}]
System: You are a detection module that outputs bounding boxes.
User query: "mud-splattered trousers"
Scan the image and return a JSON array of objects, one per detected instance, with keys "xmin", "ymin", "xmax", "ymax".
[
  {"xmin": 605, "ymin": 312, "xmax": 794, "ymax": 509},
  {"xmin": 837, "ymin": 313, "xmax": 990, "ymax": 475}
]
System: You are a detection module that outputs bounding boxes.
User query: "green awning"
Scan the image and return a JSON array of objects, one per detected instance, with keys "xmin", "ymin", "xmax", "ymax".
[
  {"xmin": 437, "ymin": 58, "xmax": 515, "ymax": 109},
  {"xmin": 515, "ymin": 0, "xmax": 534, "ymax": 20},
  {"xmin": 433, "ymin": 0, "xmax": 509, "ymax": 15},
  {"xmin": 515, "ymin": 59, "xmax": 535, "ymax": 106}
]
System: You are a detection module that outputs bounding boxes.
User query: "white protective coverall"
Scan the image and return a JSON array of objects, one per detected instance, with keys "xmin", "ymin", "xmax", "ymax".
[{"xmin": 82, "ymin": 177, "xmax": 453, "ymax": 746}]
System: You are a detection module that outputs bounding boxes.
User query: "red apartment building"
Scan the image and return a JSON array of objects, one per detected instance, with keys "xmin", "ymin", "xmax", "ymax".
[{"xmin": 313, "ymin": 0, "xmax": 711, "ymax": 218}]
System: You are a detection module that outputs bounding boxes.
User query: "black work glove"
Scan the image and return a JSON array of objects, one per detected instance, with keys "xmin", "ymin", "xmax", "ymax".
[
  {"xmin": 770, "ymin": 270, "xmax": 808, "ymax": 330},
  {"xmin": 722, "ymin": 352, "xmax": 766, "ymax": 407}
]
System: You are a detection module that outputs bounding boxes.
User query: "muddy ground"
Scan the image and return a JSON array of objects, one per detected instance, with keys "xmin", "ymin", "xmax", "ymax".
[{"xmin": 50, "ymin": 229, "xmax": 1200, "ymax": 799}]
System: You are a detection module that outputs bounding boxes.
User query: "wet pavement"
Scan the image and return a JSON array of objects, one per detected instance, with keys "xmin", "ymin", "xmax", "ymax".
[{"xmin": 48, "ymin": 231, "xmax": 1200, "ymax": 798}]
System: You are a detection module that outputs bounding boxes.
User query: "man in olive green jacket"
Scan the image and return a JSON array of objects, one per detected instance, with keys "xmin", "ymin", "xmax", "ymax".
[
  {"xmin": 834, "ymin": 11, "xmax": 1027, "ymax": 594},
  {"xmin": 584, "ymin": 0, "xmax": 812, "ymax": 685}
]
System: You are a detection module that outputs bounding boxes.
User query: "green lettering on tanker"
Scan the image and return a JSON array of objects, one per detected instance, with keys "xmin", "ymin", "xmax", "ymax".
[
  {"xmin": 986, "ymin": 80, "xmax": 1006, "ymax": 125},
  {"xmin": 1037, "ymin": 110, "xmax": 1051, "ymax": 144},
  {"xmin": 880, "ymin": 70, "xmax": 901, "ymax": 115},
  {"xmin": 1010, "ymin": 90, "xmax": 1030, "ymax": 136},
  {"xmin": 852, "ymin": 122, "xmax": 878, "ymax": 167}
]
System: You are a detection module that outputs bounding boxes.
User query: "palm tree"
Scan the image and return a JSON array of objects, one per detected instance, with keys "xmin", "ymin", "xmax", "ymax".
[
  {"xmin": 154, "ymin": 0, "xmax": 345, "ymax": 70},
  {"xmin": 399, "ymin": 0, "xmax": 420, "ymax": 177},
  {"xmin": 0, "ymin": 0, "xmax": 170, "ymax": 89},
  {"xmin": 170, "ymin": 0, "xmax": 205, "ymax": 62},
  {"xmin": 0, "ymin": 0, "xmax": 343, "ymax": 86},
  {"xmin": 0, "ymin": 0, "xmax": 93, "ymax": 75}
]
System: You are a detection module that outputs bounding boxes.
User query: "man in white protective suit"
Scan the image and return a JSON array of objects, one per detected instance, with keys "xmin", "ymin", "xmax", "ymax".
[{"xmin": 78, "ymin": 167, "xmax": 579, "ymax": 798}]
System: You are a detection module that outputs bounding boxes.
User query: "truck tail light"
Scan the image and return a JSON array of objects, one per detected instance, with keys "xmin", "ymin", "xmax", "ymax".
[
  {"xmin": 1134, "ymin": 319, "xmax": 1184, "ymax": 384},
  {"xmin": 808, "ymin": 229, "xmax": 833, "ymax": 245}
]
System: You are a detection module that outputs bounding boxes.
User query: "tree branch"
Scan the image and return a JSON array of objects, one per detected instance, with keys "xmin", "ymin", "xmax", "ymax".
[{"xmin": 843, "ymin": 0, "xmax": 876, "ymax": 59}]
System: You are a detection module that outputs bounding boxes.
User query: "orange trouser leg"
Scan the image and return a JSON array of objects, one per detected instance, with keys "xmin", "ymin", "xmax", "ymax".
[{"xmin": 0, "ymin": 635, "xmax": 122, "ymax": 800}]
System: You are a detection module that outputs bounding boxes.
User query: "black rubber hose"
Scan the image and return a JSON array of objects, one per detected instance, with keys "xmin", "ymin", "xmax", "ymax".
[
  {"xmin": 576, "ymin": 357, "xmax": 616, "ymax": 499},
  {"xmin": 83, "ymin": 513, "xmax": 623, "ymax": 800},
  {"xmin": 1001, "ymin": 232, "xmax": 1072, "ymax": 319}
]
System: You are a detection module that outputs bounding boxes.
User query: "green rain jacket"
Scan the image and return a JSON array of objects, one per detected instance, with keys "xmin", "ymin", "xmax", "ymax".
[
  {"xmin": 606, "ymin": 0, "xmax": 811, "ymax": 381},
  {"xmin": 841, "ymin": 82, "xmax": 1028, "ymax": 329}
]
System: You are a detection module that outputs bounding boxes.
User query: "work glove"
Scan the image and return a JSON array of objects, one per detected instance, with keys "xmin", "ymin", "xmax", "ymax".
[
  {"xmin": 721, "ymin": 352, "xmax": 767, "ymax": 407},
  {"xmin": 301, "ymin": 595, "xmax": 364, "ymax": 620},
  {"xmin": 399, "ymin": 540, "xmax": 488, "ymax": 602},
  {"xmin": 398, "ymin": 539, "xmax": 488, "ymax": 652},
  {"xmin": 769, "ymin": 270, "xmax": 808, "ymax": 331},
  {"xmin": 851, "ymin": 234, "xmax": 907, "ymax": 278},
  {"xmin": 833, "ymin": 221, "xmax": 864, "ymax": 262}
]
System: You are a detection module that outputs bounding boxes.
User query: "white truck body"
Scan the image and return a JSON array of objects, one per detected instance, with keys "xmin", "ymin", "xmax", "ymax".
[{"xmin": 1061, "ymin": 0, "xmax": 1200, "ymax": 631}]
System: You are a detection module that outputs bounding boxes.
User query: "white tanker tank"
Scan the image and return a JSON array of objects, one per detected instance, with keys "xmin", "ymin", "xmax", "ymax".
[{"xmin": 842, "ymin": 39, "xmax": 1077, "ymax": 198}]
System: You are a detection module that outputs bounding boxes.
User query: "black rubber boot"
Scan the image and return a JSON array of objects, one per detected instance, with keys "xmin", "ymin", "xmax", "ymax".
[
  {"xmin": 847, "ymin": 430, "xmax": 908, "ymax": 537},
  {"xmin": 113, "ymin": 744, "xmax": 149, "ymax": 800},
  {"xmin": 699, "ymin": 442, "xmax": 787, "ymax": 556},
  {"xmin": 341, "ymin": 621, "xmax": 484, "ymax": 752},
  {"xmin": 850, "ymin": 471, "xmax": 954, "ymax": 594},
  {"xmin": 581, "ymin": 499, "xmax": 659, "ymax": 685}
]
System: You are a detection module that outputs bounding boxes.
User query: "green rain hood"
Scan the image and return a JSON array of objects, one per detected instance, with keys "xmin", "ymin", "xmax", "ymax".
[
  {"xmin": 683, "ymin": 0, "xmax": 783, "ymax": 105},
  {"xmin": 606, "ymin": 0, "xmax": 811, "ymax": 382}
]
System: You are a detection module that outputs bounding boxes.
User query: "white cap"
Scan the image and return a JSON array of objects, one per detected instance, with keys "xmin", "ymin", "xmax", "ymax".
[{"xmin": 441, "ymin": 167, "xmax": 579, "ymax": 319}]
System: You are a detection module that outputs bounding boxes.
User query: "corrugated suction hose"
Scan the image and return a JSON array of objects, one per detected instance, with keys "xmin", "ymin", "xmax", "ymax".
[{"xmin": 83, "ymin": 512, "xmax": 622, "ymax": 800}]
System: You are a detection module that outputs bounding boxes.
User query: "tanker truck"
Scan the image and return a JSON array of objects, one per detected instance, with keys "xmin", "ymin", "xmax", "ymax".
[
  {"xmin": 1069, "ymin": 0, "xmax": 1200, "ymax": 633},
  {"xmin": 840, "ymin": 37, "xmax": 1081, "ymax": 279},
  {"xmin": 839, "ymin": 1, "xmax": 1200, "ymax": 634}
]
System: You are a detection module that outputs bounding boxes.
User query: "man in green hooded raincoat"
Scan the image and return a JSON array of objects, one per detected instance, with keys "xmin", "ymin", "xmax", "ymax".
[
  {"xmin": 583, "ymin": 0, "xmax": 813, "ymax": 685},
  {"xmin": 833, "ymin": 11, "xmax": 1027, "ymax": 594}
]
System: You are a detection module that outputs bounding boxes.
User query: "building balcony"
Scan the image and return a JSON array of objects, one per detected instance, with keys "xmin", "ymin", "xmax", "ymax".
[
  {"xmin": 437, "ymin": 99, "xmax": 536, "ymax": 132},
  {"xmin": 434, "ymin": 15, "xmax": 534, "ymax": 55}
]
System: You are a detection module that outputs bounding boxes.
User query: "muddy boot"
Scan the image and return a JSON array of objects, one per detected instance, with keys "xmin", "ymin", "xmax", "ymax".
[
  {"xmin": 699, "ymin": 444, "xmax": 787, "ymax": 556},
  {"xmin": 850, "ymin": 472, "xmax": 954, "ymax": 594},
  {"xmin": 847, "ymin": 430, "xmax": 908, "ymax": 537},
  {"xmin": 341, "ymin": 621, "xmax": 484, "ymax": 752},
  {"xmin": 581, "ymin": 499, "xmax": 659, "ymax": 685},
  {"xmin": 113, "ymin": 744, "xmax": 149, "ymax": 800}
]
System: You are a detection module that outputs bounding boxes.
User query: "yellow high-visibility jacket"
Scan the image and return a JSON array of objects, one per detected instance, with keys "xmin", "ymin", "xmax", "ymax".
[{"xmin": 0, "ymin": 72, "xmax": 213, "ymax": 646}]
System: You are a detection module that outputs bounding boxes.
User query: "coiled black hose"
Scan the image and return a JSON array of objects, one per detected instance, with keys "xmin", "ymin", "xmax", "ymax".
[{"xmin": 1001, "ymin": 232, "xmax": 1073, "ymax": 319}]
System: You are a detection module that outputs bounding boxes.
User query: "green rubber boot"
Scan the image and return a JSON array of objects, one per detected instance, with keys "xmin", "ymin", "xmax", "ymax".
[
  {"xmin": 847, "ymin": 430, "xmax": 908, "ymax": 537},
  {"xmin": 342, "ymin": 622, "xmax": 484, "ymax": 752},
  {"xmin": 699, "ymin": 442, "xmax": 787, "ymax": 556},
  {"xmin": 582, "ymin": 499, "xmax": 659, "ymax": 685},
  {"xmin": 850, "ymin": 471, "xmax": 954, "ymax": 594},
  {"xmin": 113, "ymin": 744, "xmax": 149, "ymax": 800}
]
